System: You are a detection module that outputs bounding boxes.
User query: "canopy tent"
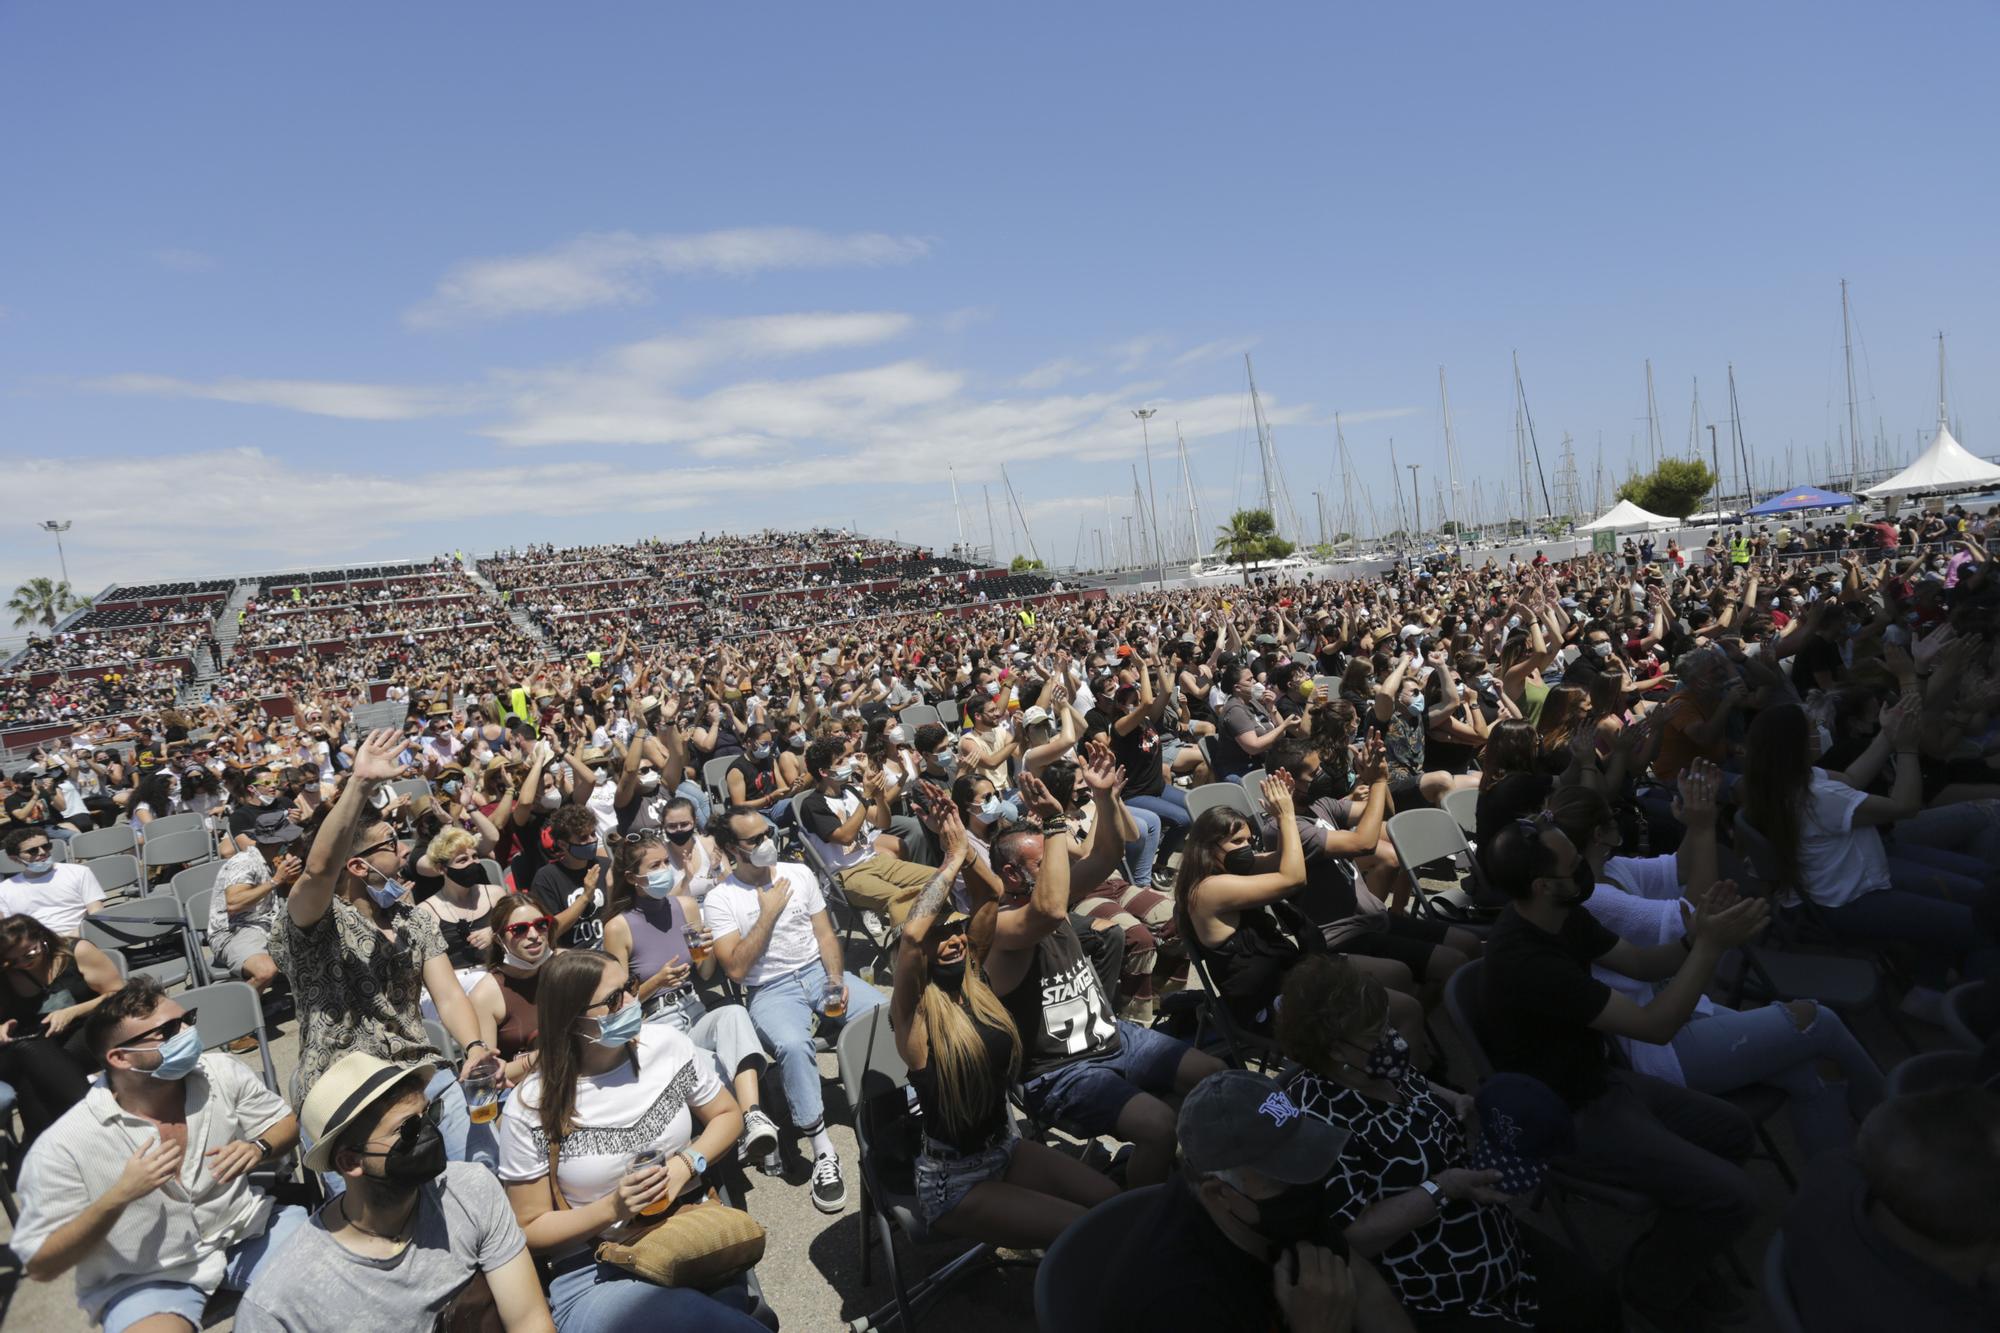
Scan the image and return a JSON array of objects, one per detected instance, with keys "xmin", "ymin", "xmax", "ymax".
[
  {"xmin": 1577, "ymin": 499, "xmax": 1676, "ymax": 532},
  {"xmin": 1744, "ymin": 486, "xmax": 1856, "ymax": 517},
  {"xmin": 1864, "ymin": 420, "xmax": 2000, "ymax": 498}
]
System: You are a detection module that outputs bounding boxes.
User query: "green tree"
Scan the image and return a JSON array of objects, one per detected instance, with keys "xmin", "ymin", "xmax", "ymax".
[
  {"xmin": 1213, "ymin": 509, "xmax": 1295, "ymax": 584},
  {"xmin": 8, "ymin": 577, "xmax": 84, "ymax": 630},
  {"xmin": 1009, "ymin": 555, "xmax": 1045, "ymax": 572},
  {"xmin": 1438, "ymin": 519, "xmax": 1461, "ymax": 536},
  {"xmin": 1616, "ymin": 458, "xmax": 1718, "ymax": 519}
]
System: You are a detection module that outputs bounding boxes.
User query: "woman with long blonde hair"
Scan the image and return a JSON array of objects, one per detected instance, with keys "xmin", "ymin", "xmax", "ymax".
[{"xmin": 890, "ymin": 811, "xmax": 1116, "ymax": 1246}]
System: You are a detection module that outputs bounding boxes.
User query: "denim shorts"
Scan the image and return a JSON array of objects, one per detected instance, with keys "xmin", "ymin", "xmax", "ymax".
[
  {"xmin": 1021, "ymin": 1019, "xmax": 1189, "ymax": 1136},
  {"xmin": 915, "ymin": 1127, "xmax": 1019, "ymax": 1228}
]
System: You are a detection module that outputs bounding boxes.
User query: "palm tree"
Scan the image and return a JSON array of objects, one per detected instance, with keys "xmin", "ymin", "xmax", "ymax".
[
  {"xmin": 1213, "ymin": 509, "xmax": 1292, "ymax": 585},
  {"xmin": 9, "ymin": 577, "xmax": 85, "ymax": 630}
]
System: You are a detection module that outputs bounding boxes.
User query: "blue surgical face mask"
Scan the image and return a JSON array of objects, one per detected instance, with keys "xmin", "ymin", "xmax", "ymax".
[
  {"xmin": 567, "ymin": 842, "xmax": 598, "ymax": 862},
  {"xmin": 642, "ymin": 864, "xmax": 677, "ymax": 898},
  {"xmin": 139, "ymin": 1026, "xmax": 204, "ymax": 1081},
  {"xmin": 365, "ymin": 870, "xmax": 408, "ymax": 909},
  {"xmin": 589, "ymin": 997, "xmax": 644, "ymax": 1049},
  {"xmin": 933, "ymin": 750, "xmax": 958, "ymax": 774},
  {"xmin": 978, "ymin": 795, "xmax": 1004, "ymax": 821}
]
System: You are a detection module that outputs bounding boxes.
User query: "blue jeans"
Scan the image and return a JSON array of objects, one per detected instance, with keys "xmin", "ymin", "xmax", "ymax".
[
  {"xmin": 1671, "ymin": 1001, "xmax": 1885, "ymax": 1159},
  {"xmin": 1126, "ymin": 787, "xmax": 1190, "ymax": 865},
  {"xmin": 744, "ymin": 964, "xmax": 885, "ymax": 1133},
  {"xmin": 547, "ymin": 1261, "xmax": 765, "ymax": 1332},
  {"xmin": 303, "ymin": 1065, "xmax": 472, "ymax": 1195},
  {"xmin": 99, "ymin": 1203, "xmax": 309, "ymax": 1333},
  {"xmin": 1122, "ymin": 802, "xmax": 1164, "ymax": 888},
  {"xmin": 1893, "ymin": 799, "xmax": 2000, "ymax": 869}
]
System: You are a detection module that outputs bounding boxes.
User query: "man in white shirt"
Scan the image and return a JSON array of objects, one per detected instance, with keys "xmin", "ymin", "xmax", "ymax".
[
  {"xmin": 13, "ymin": 976, "xmax": 306, "ymax": 1332},
  {"xmin": 796, "ymin": 737, "xmax": 932, "ymax": 926},
  {"xmin": 0, "ymin": 828, "xmax": 105, "ymax": 936},
  {"xmin": 705, "ymin": 808, "xmax": 887, "ymax": 1215}
]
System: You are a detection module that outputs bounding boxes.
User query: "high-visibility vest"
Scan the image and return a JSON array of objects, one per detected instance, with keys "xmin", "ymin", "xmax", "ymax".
[{"xmin": 1729, "ymin": 537, "xmax": 1750, "ymax": 565}]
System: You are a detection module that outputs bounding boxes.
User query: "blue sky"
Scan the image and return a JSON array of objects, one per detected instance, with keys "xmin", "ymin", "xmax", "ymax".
[{"xmin": 3, "ymin": 2, "xmax": 1996, "ymax": 597}]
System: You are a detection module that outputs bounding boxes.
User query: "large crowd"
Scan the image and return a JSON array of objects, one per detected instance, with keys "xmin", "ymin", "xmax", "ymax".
[{"xmin": 1, "ymin": 518, "xmax": 1998, "ymax": 1332}]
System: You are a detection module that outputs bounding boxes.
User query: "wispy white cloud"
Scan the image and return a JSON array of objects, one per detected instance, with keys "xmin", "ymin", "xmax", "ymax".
[
  {"xmin": 1015, "ymin": 357, "xmax": 1092, "ymax": 390},
  {"xmin": 154, "ymin": 248, "xmax": 216, "ymax": 272},
  {"xmin": 1108, "ymin": 335, "xmax": 1167, "ymax": 373},
  {"xmin": 405, "ymin": 227, "xmax": 933, "ymax": 326},
  {"xmin": 1170, "ymin": 337, "xmax": 1258, "ymax": 369},
  {"xmin": 79, "ymin": 373, "xmax": 476, "ymax": 421}
]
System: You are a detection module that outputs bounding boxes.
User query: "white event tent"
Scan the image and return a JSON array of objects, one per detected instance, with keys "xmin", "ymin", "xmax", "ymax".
[
  {"xmin": 1577, "ymin": 499, "xmax": 1676, "ymax": 532},
  {"xmin": 1865, "ymin": 419, "xmax": 2000, "ymax": 498}
]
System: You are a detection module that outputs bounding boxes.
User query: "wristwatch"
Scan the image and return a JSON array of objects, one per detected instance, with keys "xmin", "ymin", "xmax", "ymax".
[
  {"xmin": 253, "ymin": 1136, "xmax": 276, "ymax": 1161},
  {"xmin": 1418, "ymin": 1178, "xmax": 1443, "ymax": 1204},
  {"xmin": 679, "ymin": 1147, "xmax": 708, "ymax": 1177}
]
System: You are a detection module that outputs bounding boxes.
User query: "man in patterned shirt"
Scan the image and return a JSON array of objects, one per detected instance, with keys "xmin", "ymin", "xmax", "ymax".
[{"xmin": 274, "ymin": 728, "xmax": 499, "ymax": 1173}]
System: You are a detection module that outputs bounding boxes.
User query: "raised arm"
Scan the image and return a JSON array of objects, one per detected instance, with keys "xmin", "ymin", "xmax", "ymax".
[{"xmin": 289, "ymin": 728, "xmax": 402, "ymax": 929}]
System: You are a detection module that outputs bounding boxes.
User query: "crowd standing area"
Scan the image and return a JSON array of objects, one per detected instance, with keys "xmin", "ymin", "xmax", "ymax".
[{"xmin": 0, "ymin": 517, "xmax": 1996, "ymax": 1333}]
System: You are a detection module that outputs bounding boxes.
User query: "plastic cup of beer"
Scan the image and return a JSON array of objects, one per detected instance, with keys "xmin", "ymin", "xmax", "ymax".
[
  {"xmin": 822, "ymin": 985, "xmax": 847, "ymax": 1020},
  {"xmin": 628, "ymin": 1147, "xmax": 672, "ymax": 1216},
  {"xmin": 463, "ymin": 1070, "xmax": 499, "ymax": 1125},
  {"xmin": 686, "ymin": 927, "xmax": 712, "ymax": 965}
]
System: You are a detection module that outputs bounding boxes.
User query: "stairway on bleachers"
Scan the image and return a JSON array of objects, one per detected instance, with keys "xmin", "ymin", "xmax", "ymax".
[
  {"xmin": 463, "ymin": 563, "xmax": 548, "ymax": 648},
  {"xmin": 176, "ymin": 583, "xmax": 253, "ymax": 706}
]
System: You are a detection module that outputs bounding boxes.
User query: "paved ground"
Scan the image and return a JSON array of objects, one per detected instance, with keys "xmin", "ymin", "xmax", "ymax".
[{"xmin": 0, "ymin": 914, "xmax": 1938, "ymax": 1332}]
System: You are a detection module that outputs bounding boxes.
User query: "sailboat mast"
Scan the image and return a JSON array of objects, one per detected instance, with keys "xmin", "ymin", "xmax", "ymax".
[
  {"xmin": 1938, "ymin": 330, "xmax": 1950, "ymax": 429},
  {"xmin": 1439, "ymin": 367, "xmax": 1464, "ymax": 532},
  {"xmin": 1000, "ymin": 465, "xmax": 1039, "ymax": 565},
  {"xmin": 1513, "ymin": 353, "xmax": 1528, "ymax": 527},
  {"xmin": 1387, "ymin": 438, "xmax": 1409, "ymax": 555},
  {"xmin": 948, "ymin": 467, "xmax": 967, "ymax": 552},
  {"xmin": 1841, "ymin": 279, "xmax": 1865, "ymax": 490},
  {"xmin": 1729, "ymin": 364, "xmax": 1755, "ymax": 508},
  {"xmin": 1245, "ymin": 354, "xmax": 1280, "ymax": 527},
  {"xmin": 1177, "ymin": 427, "xmax": 1202, "ymax": 567},
  {"xmin": 1513, "ymin": 353, "xmax": 1555, "ymax": 524},
  {"xmin": 1645, "ymin": 359, "xmax": 1662, "ymax": 467}
]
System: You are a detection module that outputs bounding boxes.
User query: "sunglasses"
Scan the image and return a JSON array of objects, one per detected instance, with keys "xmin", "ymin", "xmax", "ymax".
[
  {"xmin": 581, "ymin": 978, "xmax": 640, "ymax": 1016},
  {"xmin": 502, "ymin": 915, "xmax": 555, "ymax": 940},
  {"xmin": 119, "ymin": 1008, "xmax": 199, "ymax": 1049},
  {"xmin": 15, "ymin": 844, "xmax": 50, "ymax": 857},
  {"xmin": 618, "ymin": 829, "xmax": 667, "ymax": 845}
]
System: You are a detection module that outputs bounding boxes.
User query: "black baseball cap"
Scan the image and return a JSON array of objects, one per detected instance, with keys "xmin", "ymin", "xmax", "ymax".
[{"xmin": 1177, "ymin": 1070, "xmax": 1350, "ymax": 1183}]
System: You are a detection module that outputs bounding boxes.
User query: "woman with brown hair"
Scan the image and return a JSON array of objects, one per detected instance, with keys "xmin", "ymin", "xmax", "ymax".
[
  {"xmin": 494, "ymin": 949, "xmax": 764, "ymax": 1331},
  {"xmin": 1532, "ymin": 684, "xmax": 1590, "ymax": 777},
  {"xmin": 1275, "ymin": 954, "xmax": 1617, "ymax": 1329},
  {"xmin": 890, "ymin": 814, "xmax": 1116, "ymax": 1245},
  {"xmin": 466, "ymin": 895, "xmax": 560, "ymax": 1086},
  {"xmin": 0, "ymin": 913, "xmax": 124, "ymax": 1141}
]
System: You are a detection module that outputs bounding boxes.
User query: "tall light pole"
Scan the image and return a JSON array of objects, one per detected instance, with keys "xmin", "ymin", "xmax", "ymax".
[
  {"xmin": 1405, "ymin": 465, "xmax": 1423, "ymax": 551},
  {"xmin": 1133, "ymin": 408, "xmax": 1165, "ymax": 588},
  {"xmin": 39, "ymin": 520, "xmax": 72, "ymax": 586}
]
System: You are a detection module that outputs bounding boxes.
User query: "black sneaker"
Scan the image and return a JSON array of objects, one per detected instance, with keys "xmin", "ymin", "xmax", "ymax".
[
  {"xmin": 811, "ymin": 1151, "xmax": 848, "ymax": 1213},
  {"xmin": 739, "ymin": 1107, "xmax": 781, "ymax": 1162}
]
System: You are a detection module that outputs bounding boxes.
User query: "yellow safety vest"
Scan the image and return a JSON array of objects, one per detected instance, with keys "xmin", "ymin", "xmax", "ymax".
[{"xmin": 1729, "ymin": 538, "xmax": 1750, "ymax": 565}]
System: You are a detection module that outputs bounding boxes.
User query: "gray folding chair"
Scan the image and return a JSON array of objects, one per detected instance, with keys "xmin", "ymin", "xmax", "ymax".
[
  {"xmin": 48, "ymin": 841, "xmax": 71, "ymax": 863},
  {"xmin": 71, "ymin": 824, "xmax": 138, "ymax": 862},
  {"xmin": 1884, "ymin": 1049, "xmax": 1980, "ymax": 1098},
  {"xmin": 1185, "ymin": 781, "xmax": 1254, "ymax": 826},
  {"xmin": 838, "ymin": 1005, "xmax": 1029, "ymax": 1332},
  {"xmin": 82, "ymin": 898, "xmax": 195, "ymax": 989},
  {"xmin": 143, "ymin": 812, "xmax": 208, "ymax": 841},
  {"xmin": 937, "ymin": 698, "xmax": 962, "ymax": 728},
  {"xmin": 1441, "ymin": 786, "xmax": 1481, "ymax": 837},
  {"xmin": 478, "ymin": 857, "xmax": 506, "ymax": 888},
  {"xmin": 179, "ymin": 979, "xmax": 280, "ymax": 1093},
  {"xmin": 142, "ymin": 828, "xmax": 215, "ymax": 879},
  {"xmin": 899, "ymin": 704, "xmax": 942, "ymax": 732},
  {"xmin": 1384, "ymin": 808, "xmax": 1493, "ymax": 920},
  {"xmin": 703, "ymin": 755, "xmax": 737, "ymax": 803},
  {"xmin": 81, "ymin": 854, "xmax": 142, "ymax": 900},
  {"xmin": 183, "ymin": 887, "xmax": 219, "ymax": 986},
  {"xmin": 171, "ymin": 859, "xmax": 225, "ymax": 907}
]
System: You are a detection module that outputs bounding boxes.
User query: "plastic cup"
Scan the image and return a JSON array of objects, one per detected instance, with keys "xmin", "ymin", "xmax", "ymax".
[
  {"xmin": 628, "ymin": 1147, "xmax": 672, "ymax": 1216},
  {"xmin": 463, "ymin": 1071, "xmax": 499, "ymax": 1125},
  {"xmin": 686, "ymin": 928, "xmax": 712, "ymax": 965}
]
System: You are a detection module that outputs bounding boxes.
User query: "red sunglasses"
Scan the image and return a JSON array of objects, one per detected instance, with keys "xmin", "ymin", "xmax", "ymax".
[{"xmin": 503, "ymin": 916, "xmax": 555, "ymax": 940}]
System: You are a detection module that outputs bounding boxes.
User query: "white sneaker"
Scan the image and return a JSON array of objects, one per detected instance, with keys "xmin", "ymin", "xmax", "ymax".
[
  {"xmin": 740, "ymin": 1106, "xmax": 781, "ymax": 1161},
  {"xmin": 810, "ymin": 1150, "xmax": 849, "ymax": 1213}
]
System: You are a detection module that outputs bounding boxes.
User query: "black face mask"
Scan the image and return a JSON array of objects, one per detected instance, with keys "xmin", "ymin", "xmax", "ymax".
[
  {"xmin": 929, "ymin": 955, "xmax": 968, "ymax": 994},
  {"xmin": 444, "ymin": 863, "xmax": 487, "ymax": 889},
  {"xmin": 1248, "ymin": 1178, "xmax": 1332, "ymax": 1246},
  {"xmin": 662, "ymin": 827, "xmax": 695, "ymax": 846},
  {"xmin": 1223, "ymin": 848, "xmax": 1259, "ymax": 877},
  {"xmin": 361, "ymin": 1114, "xmax": 447, "ymax": 1190},
  {"xmin": 1564, "ymin": 862, "xmax": 1596, "ymax": 906}
]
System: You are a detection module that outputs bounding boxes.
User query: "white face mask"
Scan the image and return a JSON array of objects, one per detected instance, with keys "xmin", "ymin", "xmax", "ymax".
[
  {"xmin": 887, "ymin": 725, "xmax": 906, "ymax": 745},
  {"xmin": 538, "ymin": 788, "xmax": 562, "ymax": 811},
  {"xmin": 746, "ymin": 837, "xmax": 780, "ymax": 868},
  {"xmin": 501, "ymin": 946, "xmax": 544, "ymax": 972},
  {"xmin": 639, "ymin": 771, "xmax": 661, "ymax": 792}
]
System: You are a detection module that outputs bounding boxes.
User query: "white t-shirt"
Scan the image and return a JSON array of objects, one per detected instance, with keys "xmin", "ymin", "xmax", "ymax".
[
  {"xmin": 701, "ymin": 864, "xmax": 827, "ymax": 988},
  {"xmin": 495, "ymin": 1023, "xmax": 720, "ymax": 1255},
  {"xmin": 0, "ymin": 864, "xmax": 105, "ymax": 936},
  {"xmin": 1796, "ymin": 770, "xmax": 1885, "ymax": 908}
]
